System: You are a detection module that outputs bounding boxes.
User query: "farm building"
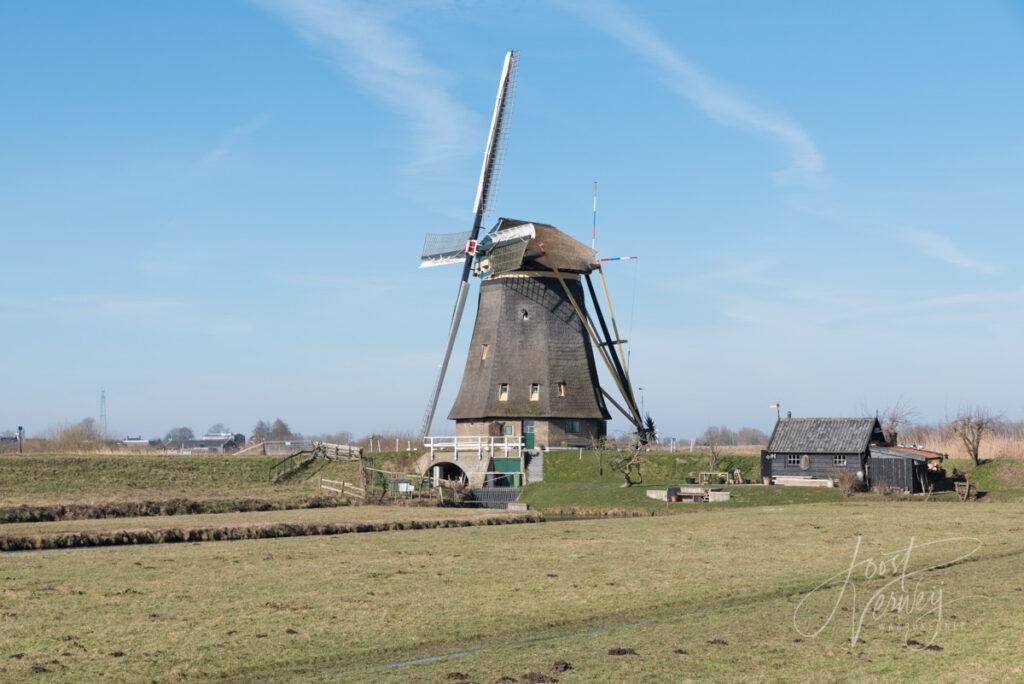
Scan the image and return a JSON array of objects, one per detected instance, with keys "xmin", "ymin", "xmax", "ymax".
[
  {"xmin": 165, "ymin": 433, "xmax": 246, "ymax": 454},
  {"xmin": 761, "ymin": 416, "xmax": 929, "ymax": 492}
]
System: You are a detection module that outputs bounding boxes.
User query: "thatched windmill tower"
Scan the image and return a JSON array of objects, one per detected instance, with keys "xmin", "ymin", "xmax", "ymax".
[
  {"xmin": 419, "ymin": 53, "xmax": 643, "ymax": 452},
  {"xmin": 446, "ymin": 219, "xmax": 611, "ymax": 447}
]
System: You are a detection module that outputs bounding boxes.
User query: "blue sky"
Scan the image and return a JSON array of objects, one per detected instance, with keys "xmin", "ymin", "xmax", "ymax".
[{"xmin": 1, "ymin": 1, "xmax": 1022, "ymax": 440}]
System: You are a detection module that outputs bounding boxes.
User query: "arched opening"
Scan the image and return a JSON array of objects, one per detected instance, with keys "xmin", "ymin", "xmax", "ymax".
[{"xmin": 427, "ymin": 461, "xmax": 468, "ymax": 486}]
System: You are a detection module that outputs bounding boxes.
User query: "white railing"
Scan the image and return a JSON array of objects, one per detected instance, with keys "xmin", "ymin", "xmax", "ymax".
[{"xmin": 423, "ymin": 435, "xmax": 524, "ymax": 462}]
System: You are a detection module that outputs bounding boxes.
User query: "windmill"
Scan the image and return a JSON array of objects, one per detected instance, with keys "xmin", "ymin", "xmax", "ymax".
[{"xmin": 419, "ymin": 52, "xmax": 644, "ymax": 450}]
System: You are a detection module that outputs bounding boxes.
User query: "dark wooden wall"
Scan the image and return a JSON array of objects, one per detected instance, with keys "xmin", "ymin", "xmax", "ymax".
[
  {"xmin": 868, "ymin": 457, "xmax": 921, "ymax": 492},
  {"xmin": 762, "ymin": 452, "xmax": 863, "ymax": 479}
]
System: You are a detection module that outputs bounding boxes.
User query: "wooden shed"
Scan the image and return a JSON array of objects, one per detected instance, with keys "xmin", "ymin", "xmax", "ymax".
[{"xmin": 761, "ymin": 416, "xmax": 928, "ymax": 492}]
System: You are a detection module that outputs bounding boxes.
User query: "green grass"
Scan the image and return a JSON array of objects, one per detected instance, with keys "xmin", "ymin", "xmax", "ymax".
[
  {"xmin": 2, "ymin": 502, "xmax": 1022, "ymax": 681},
  {"xmin": 523, "ymin": 451, "xmax": 1024, "ymax": 513},
  {"xmin": 521, "ymin": 450, "xmax": 841, "ymax": 513},
  {"xmin": 541, "ymin": 450, "xmax": 760, "ymax": 483},
  {"xmin": 520, "ymin": 481, "xmax": 844, "ymax": 513},
  {"xmin": 947, "ymin": 458, "xmax": 1024, "ymax": 500},
  {"xmin": 0, "ymin": 453, "xmax": 359, "ymax": 507}
]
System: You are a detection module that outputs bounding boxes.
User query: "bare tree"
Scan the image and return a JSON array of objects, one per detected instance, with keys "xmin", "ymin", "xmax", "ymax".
[
  {"xmin": 736, "ymin": 427, "xmax": 769, "ymax": 446},
  {"xmin": 613, "ymin": 445, "xmax": 644, "ymax": 487},
  {"xmin": 164, "ymin": 426, "xmax": 194, "ymax": 443},
  {"xmin": 706, "ymin": 436, "xmax": 722, "ymax": 473},
  {"xmin": 270, "ymin": 418, "xmax": 294, "ymax": 440},
  {"xmin": 951, "ymin": 406, "xmax": 1000, "ymax": 466},
  {"xmin": 876, "ymin": 399, "xmax": 914, "ymax": 445},
  {"xmin": 252, "ymin": 420, "xmax": 271, "ymax": 443}
]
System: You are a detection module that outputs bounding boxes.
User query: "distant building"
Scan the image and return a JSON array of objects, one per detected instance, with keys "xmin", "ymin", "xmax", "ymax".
[
  {"xmin": 166, "ymin": 433, "xmax": 245, "ymax": 454},
  {"xmin": 761, "ymin": 416, "xmax": 929, "ymax": 492}
]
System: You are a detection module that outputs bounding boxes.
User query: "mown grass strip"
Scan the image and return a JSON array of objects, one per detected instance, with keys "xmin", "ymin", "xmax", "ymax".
[{"xmin": 0, "ymin": 512, "xmax": 543, "ymax": 552}]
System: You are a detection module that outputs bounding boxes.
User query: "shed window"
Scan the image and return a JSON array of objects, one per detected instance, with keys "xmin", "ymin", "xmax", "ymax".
[
  {"xmin": 786, "ymin": 454, "xmax": 800, "ymax": 466},
  {"xmin": 481, "ymin": 344, "xmax": 489, "ymax": 360},
  {"xmin": 530, "ymin": 383, "xmax": 540, "ymax": 401},
  {"xmin": 498, "ymin": 383, "xmax": 509, "ymax": 401},
  {"xmin": 833, "ymin": 455, "xmax": 847, "ymax": 466},
  {"xmin": 557, "ymin": 382, "xmax": 566, "ymax": 397},
  {"xmin": 565, "ymin": 420, "xmax": 581, "ymax": 434}
]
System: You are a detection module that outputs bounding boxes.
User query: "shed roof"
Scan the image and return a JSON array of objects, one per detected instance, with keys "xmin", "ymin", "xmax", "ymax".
[
  {"xmin": 888, "ymin": 446, "xmax": 945, "ymax": 460},
  {"xmin": 766, "ymin": 417, "xmax": 884, "ymax": 454},
  {"xmin": 870, "ymin": 447, "xmax": 927, "ymax": 463}
]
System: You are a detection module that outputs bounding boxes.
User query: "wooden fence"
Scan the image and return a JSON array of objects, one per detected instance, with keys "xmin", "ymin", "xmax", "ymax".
[{"xmin": 319, "ymin": 478, "xmax": 365, "ymax": 500}]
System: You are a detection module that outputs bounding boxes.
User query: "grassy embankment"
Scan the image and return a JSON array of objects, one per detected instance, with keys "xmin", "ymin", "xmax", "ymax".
[
  {"xmin": 520, "ymin": 451, "xmax": 844, "ymax": 513},
  {"xmin": 522, "ymin": 451, "xmax": 1024, "ymax": 513},
  {"xmin": 2, "ymin": 502, "xmax": 1022, "ymax": 681},
  {"xmin": 0, "ymin": 453, "xmax": 360, "ymax": 520},
  {"xmin": 0, "ymin": 506, "xmax": 539, "ymax": 552}
]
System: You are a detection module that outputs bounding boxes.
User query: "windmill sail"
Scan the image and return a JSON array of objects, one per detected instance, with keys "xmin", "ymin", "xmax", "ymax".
[
  {"xmin": 420, "ymin": 231, "xmax": 472, "ymax": 268},
  {"xmin": 420, "ymin": 50, "xmax": 518, "ymax": 437}
]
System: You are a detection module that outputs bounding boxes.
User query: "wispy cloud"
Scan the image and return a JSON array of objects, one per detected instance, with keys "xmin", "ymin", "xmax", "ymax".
[
  {"xmin": 557, "ymin": 0, "xmax": 823, "ymax": 183},
  {"xmin": 196, "ymin": 114, "xmax": 270, "ymax": 169},
  {"xmin": 52, "ymin": 295, "xmax": 186, "ymax": 317},
  {"xmin": 257, "ymin": 0, "xmax": 477, "ymax": 172},
  {"xmin": 897, "ymin": 226, "xmax": 995, "ymax": 274}
]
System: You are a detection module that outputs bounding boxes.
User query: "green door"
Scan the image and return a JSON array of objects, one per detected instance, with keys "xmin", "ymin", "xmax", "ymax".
[
  {"xmin": 523, "ymin": 420, "xmax": 535, "ymax": 449},
  {"xmin": 492, "ymin": 457, "xmax": 522, "ymax": 487}
]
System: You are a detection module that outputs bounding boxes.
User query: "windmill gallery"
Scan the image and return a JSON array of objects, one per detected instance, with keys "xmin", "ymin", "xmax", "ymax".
[{"xmin": 415, "ymin": 52, "xmax": 645, "ymax": 488}]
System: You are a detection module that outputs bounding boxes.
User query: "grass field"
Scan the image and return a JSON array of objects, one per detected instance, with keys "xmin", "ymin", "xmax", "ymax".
[
  {"xmin": 0, "ymin": 453, "xmax": 358, "ymax": 509},
  {"xmin": 2, "ymin": 501, "xmax": 1022, "ymax": 681}
]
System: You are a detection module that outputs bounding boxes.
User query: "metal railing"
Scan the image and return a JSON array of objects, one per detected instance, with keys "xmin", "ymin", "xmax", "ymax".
[{"xmin": 268, "ymin": 451, "xmax": 317, "ymax": 481}]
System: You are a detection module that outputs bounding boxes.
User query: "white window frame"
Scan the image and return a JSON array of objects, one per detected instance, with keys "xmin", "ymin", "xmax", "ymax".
[
  {"xmin": 498, "ymin": 383, "xmax": 509, "ymax": 401},
  {"xmin": 529, "ymin": 383, "xmax": 540, "ymax": 401},
  {"xmin": 786, "ymin": 454, "xmax": 801, "ymax": 467},
  {"xmin": 833, "ymin": 454, "xmax": 847, "ymax": 466}
]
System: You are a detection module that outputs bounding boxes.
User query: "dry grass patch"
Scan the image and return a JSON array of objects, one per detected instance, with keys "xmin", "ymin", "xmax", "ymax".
[{"xmin": 1, "ymin": 502, "xmax": 1022, "ymax": 681}]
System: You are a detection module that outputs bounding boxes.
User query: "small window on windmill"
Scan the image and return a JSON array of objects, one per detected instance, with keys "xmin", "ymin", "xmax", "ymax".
[
  {"xmin": 498, "ymin": 383, "xmax": 509, "ymax": 401},
  {"xmin": 521, "ymin": 309, "xmax": 529, "ymax": 321},
  {"xmin": 481, "ymin": 344, "xmax": 489, "ymax": 360},
  {"xmin": 565, "ymin": 420, "xmax": 581, "ymax": 434},
  {"xmin": 530, "ymin": 384, "xmax": 540, "ymax": 401},
  {"xmin": 558, "ymin": 382, "xmax": 566, "ymax": 397}
]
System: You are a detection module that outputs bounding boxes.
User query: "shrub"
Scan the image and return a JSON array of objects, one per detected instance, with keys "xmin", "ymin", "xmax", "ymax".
[{"xmin": 837, "ymin": 471, "xmax": 864, "ymax": 496}]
